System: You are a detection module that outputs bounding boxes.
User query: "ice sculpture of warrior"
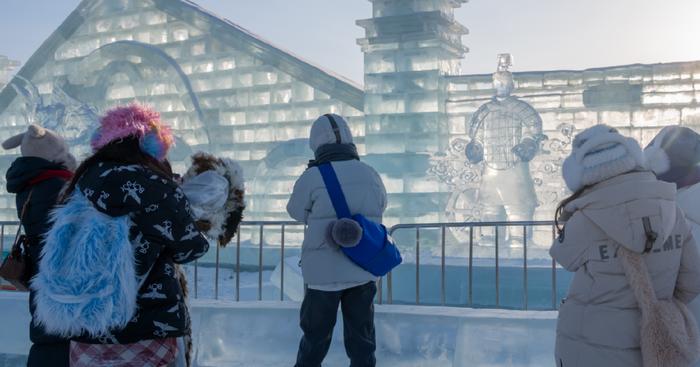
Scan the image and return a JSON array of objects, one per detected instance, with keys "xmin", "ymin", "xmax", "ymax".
[{"xmin": 465, "ymin": 54, "xmax": 544, "ymax": 245}]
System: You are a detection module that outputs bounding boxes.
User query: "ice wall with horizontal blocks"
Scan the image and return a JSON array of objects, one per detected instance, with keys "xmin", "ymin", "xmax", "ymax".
[{"xmin": 439, "ymin": 62, "xmax": 700, "ymax": 232}]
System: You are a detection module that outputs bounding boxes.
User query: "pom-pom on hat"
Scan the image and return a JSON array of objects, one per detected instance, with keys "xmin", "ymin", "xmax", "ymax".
[
  {"xmin": 91, "ymin": 104, "xmax": 174, "ymax": 161},
  {"xmin": 562, "ymin": 125, "xmax": 646, "ymax": 192},
  {"xmin": 644, "ymin": 126, "xmax": 700, "ymax": 187}
]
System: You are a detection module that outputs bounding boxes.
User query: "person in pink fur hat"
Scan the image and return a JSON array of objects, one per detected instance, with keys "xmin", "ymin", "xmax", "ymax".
[
  {"xmin": 36, "ymin": 103, "xmax": 209, "ymax": 367},
  {"xmin": 90, "ymin": 103, "xmax": 175, "ymax": 162}
]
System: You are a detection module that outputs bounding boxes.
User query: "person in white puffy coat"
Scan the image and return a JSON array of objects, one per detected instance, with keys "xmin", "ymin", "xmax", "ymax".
[
  {"xmin": 287, "ymin": 114, "xmax": 387, "ymax": 367},
  {"xmin": 551, "ymin": 125, "xmax": 700, "ymax": 367},
  {"xmin": 646, "ymin": 126, "xmax": 700, "ymax": 367}
]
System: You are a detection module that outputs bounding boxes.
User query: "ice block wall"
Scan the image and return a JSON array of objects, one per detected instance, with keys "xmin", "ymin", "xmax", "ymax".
[
  {"xmin": 357, "ymin": 0, "xmax": 468, "ymax": 225},
  {"xmin": 442, "ymin": 62, "xmax": 700, "ymax": 223},
  {"xmin": 0, "ymin": 0, "xmax": 365, "ymax": 223},
  {"xmin": 0, "ymin": 56, "xmax": 20, "ymax": 87},
  {"xmin": 1, "ymin": 0, "xmax": 700, "ymax": 235}
]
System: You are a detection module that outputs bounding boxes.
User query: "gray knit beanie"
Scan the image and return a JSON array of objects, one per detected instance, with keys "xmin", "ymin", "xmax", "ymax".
[
  {"xmin": 2, "ymin": 124, "xmax": 77, "ymax": 171},
  {"xmin": 645, "ymin": 126, "xmax": 700, "ymax": 186}
]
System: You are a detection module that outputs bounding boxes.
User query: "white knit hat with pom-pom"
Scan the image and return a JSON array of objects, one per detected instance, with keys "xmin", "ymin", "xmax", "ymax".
[{"xmin": 562, "ymin": 125, "xmax": 646, "ymax": 192}]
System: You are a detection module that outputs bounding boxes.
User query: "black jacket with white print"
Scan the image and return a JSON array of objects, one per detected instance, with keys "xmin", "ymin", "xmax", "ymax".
[{"xmin": 75, "ymin": 161, "xmax": 209, "ymax": 344}]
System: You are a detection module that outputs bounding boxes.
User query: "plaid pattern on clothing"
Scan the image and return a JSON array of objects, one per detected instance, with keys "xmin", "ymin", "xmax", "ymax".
[{"xmin": 70, "ymin": 338, "xmax": 177, "ymax": 367}]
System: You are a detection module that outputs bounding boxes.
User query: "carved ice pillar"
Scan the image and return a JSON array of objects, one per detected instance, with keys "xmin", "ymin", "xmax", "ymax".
[{"xmin": 357, "ymin": 0, "xmax": 468, "ymax": 223}]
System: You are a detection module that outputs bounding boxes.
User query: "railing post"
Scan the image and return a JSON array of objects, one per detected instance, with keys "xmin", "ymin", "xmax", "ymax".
[
  {"xmin": 236, "ymin": 227, "xmax": 241, "ymax": 302},
  {"xmin": 388, "ymin": 270, "xmax": 393, "ymax": 304},
  {"xmin": 215, "ymin": 241, "xmax": 220, "ymax": 300},
  {"xmin": 280, "ymin": 224, "xmax": 285, "ymax": 301},
  {"xmin": 523, "ymin": 225, "xmax": 528, "ymax": 310},
  {"xmin": 495, "ymin": 225, "xmax": 499, "ymax": 307},
  {"xmin": 468, "ymin": 226, "xmax": 473, "ymax": 307},
  {"xmin": 0, "ymin": 224, "xmax": 4, "ymax": 259},
  {"xmin": 441, "ymin": 225, "xmax": 446, "ymax": 306},
  {"xmin": 415, "ymin": 227, "xmax": 420, "ymax": 305},
  {"xmin": 259, "ymin": 225, "xmax": 264, "ymax": 301},
  {"xmin": 552, "ymin": 225, "xmax": 557, "ymax": 310}
]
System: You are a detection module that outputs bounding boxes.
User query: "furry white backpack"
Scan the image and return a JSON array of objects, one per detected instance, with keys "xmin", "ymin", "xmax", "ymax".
[{"xmin": 619, "ymin": 218, "xmax": 700, "ymax": 367}]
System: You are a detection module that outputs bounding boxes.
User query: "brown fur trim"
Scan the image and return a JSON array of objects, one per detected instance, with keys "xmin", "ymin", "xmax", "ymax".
[
  {"xmin": 219, "ymin": 206, "xmax": 244, "ymax": 247},
  {"xmin": 183, "ymin": 152, "xmax": 246, "ymax": 248},
  {"xmin": 175, "ymin": 265, "xmax": 192, "ymax": 366},
  {"xmin": 188, "ymin": 152, "xmax": 221, "ymax": 176}
]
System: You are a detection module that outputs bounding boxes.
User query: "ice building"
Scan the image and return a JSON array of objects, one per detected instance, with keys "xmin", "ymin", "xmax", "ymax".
[
  {"xmin": 1, "ymin": 0, "xmax": 700, "ymax": 231},
  {"xmin": 441, "ymin": 62, "xmax": 700, "ymax": 226},
  {"xmin": 0, "ymin": 56, "xmax": 20, "ymax": 88}
]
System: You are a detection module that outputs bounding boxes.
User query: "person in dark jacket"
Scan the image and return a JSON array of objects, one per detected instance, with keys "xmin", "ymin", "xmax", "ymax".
[
  {"xmin": 46, "ymin": 104, "xmax": 210, "ymax": 367},
  {"xmin": 2, "ymin": 124, "xmax": 77, "ymax": 367}
]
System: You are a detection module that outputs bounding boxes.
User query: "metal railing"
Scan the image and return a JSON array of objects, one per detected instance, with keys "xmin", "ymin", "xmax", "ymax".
[
  {"xmin": 0, "ymin": 221, "xmax": 18, "ymax": 254},
  {"xmin": 0, "ymin": 222, "xmax": 20, "ymax": 290},
  {"xmin": 382, "ymin": 221, "xmax": 559, "ymax": 310},
  {"xmin": 191, "ymin": 220, "xmax": 303, "ymax": 301},
  {"xmin": 0, "ymin": 220, "xmax": 564, "ymax": 310}
]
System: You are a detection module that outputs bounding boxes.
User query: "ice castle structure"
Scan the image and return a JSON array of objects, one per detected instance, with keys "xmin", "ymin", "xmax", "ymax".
[
  {"xmin": 1, "ymin": 0, "xmax": 700, "ymax": 233},
  {"xmin": 0, "ymin": 56, "xmax": 20, "ymax": 88}
]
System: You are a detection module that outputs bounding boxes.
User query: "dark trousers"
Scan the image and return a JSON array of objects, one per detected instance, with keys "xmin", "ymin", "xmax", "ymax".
[
  {"xmin": 27, "ymin": 342, "xmax": 70, "ymax": 367},
  {"xmin": 27, "ymin": 289, "xmax": 70, "ymax": 367},
  {"xmin": 295, "ymin": 282, "xmax": 377, "ymax": 367}
]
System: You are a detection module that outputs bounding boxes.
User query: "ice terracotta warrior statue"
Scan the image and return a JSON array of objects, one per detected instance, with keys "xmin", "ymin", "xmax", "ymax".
[{"xmin": 465, "ymin": 54, "xmax": 544, "ymax": 245}]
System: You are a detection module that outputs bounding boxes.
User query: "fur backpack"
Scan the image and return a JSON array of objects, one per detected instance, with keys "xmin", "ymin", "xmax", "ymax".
[
  {"xmin": 618, "ymin": 220, "xmax": 700, "ymax": 367},
  {"xmin": 32, "ymin": 190, "xmax": 137, "ymax": 338}
]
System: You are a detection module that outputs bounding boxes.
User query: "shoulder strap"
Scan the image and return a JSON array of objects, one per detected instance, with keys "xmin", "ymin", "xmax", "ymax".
[
  {"xmin": 324, "ymin": 114, "xmax": 342, "ymax": 143},
  {"xmin": 14, "ymin": 190, "xmax": 34, "ymax": 244},
  {"xmin": 317, "ymin": 163, "xmax": 351, "ymax": 219},
  {"xmin": 642, "ymin": 217, "xmax": 657, "ymax": 253},
  {"xmin": 619, "ymin": 216, "xmax": 660, "ymax": 313},
  {"xmin": 19, "ymin": 190, "xmax": 34, "ymax": 223}
]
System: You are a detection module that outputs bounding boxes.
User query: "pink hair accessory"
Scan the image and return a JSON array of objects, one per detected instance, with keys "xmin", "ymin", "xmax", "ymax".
[{"xmin": 91, "ymin": 103, "xmax": 175, "ymax": 160}]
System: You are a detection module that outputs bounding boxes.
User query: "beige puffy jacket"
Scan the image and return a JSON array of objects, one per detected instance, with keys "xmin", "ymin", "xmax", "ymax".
[
  {"xmin": 551, "ymin": 171, "xmax": 700, "ymax": 353},
  {"xmin": 677, "ymin": 182, "xmax": 700, "ymax": 367}
]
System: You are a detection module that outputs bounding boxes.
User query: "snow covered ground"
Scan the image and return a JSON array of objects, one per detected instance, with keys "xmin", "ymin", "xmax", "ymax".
[
  {"xmin": 182, "ymin": 265, "xmax": 283, "ymax": 301},
  {"xmin": 0, "ymin": 292, "xmax": 557, "ymax": 367},
  {"xmin": 0, "ymin": 258, "xmax": 564, "ymax": 366}
]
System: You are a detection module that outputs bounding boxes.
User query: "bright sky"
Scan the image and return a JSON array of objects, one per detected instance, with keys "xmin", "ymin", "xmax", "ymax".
[{"xmin": 1, "ymin": 0, "xmax": 700, "ymax": 84}]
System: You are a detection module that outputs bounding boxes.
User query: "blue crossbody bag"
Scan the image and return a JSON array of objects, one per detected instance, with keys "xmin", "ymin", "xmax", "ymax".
[{"xmin": 318, "ymin": 163, "xmax": 402, "ymax": 277}]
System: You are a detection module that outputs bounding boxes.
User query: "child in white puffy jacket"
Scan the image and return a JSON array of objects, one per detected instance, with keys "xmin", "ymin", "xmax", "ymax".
[
  {"xmin": 287, "ymin": 114, "xmax": 387, "ymax": 367},
  {"xmin": 551, "ymin": 125, "xmax": 700, "ymax": 367}
]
